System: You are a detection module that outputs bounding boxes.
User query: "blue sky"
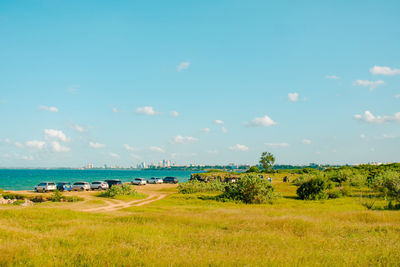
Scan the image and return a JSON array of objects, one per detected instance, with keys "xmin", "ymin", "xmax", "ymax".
[{"xmin": 0, "ymin": 0, "xmax": 399, "ymax": 167}]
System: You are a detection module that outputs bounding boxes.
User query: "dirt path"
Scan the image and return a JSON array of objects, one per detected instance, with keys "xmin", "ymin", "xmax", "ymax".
[{"xmin": 83, "ymin": 192, "xmax": 167, "ymax": 212}]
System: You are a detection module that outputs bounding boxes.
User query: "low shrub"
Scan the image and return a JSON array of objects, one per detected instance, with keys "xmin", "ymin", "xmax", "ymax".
[
  {"xmin": 99, "ymin": 184, "xmax": 140, "ymax": 198},
  {"xmin": 218, "ymin": 174, "xmax": 277, "ymax": 204},
  {"xmin": 2, "ymin": 193, "xmax": 26, "ymax": 200},
  {"xmin": 292, "ymin": 174, "xmax": 313, "ymax": 186},
  {"xmin": 12, "ymin": 200, "xmax": 25, "ymax": 205},
  {"xmin": 29, "ymin": 195, "xmax": 47, "ymax": 203},
  {"xmin": 297, "ymin": 177, "xmax": 331, "ymax": 200},
  {"xmin": 47, "ymin": 190, "xmax": 83, "ymax": 202},
  {"xmin": 178, "ymin": 180, "xmax": 225, "ymax": 194}
]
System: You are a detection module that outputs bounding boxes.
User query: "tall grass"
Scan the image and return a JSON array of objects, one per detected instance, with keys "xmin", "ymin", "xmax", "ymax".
[{"xmin": 1, "ymin": 181, "xmax": 400, "ymax": 266}]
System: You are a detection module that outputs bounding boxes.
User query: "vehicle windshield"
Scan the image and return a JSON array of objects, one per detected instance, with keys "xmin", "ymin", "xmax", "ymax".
[
  {"xmin": 48, "ymin": 183, "xmax": 56, "ymax": 185},
  {"xmin": 38, "ymin": 183, "xmax": 46, "ymax": 186},
  {"xmin": 73, "ymin": 182, "xmax": 83, "ymax": 185}
]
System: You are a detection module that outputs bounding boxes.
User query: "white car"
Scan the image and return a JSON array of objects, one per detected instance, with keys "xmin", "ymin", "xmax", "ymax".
[
  {"xmin": 147, "ymin": 177, "xmax": 163, "ymax": 184},
  {"xmin": 131, "ymin": 178, "xmax": 147, "ymax": 186},
  {"xmin": 90, "ymin": 181, "xmax": 109, "ymax": 190},
  {"xmin": 72, "ymin": 182, "xmax": 91, "ymax": 191},
  {"xmin": 35, "ymin": 182, "xmax": 56, "ymax": 192}
]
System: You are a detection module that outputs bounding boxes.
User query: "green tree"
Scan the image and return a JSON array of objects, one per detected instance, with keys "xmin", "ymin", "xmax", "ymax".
[{"xmin": 259, "ymin": 152, "xmax": 275, "ymax": 173}]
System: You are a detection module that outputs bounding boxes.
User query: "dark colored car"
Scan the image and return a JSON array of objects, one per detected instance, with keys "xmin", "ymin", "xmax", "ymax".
[
  {"xmin": 163, "ymin": 177, "xmax": 178, "ymax": 184},
  {"xmin": 56, "ymin": 182, "xmax": 72, "ymax": 191},
  {"xmin": 104, "ymin": 179, "xmax": 123, "ymax": 188}
]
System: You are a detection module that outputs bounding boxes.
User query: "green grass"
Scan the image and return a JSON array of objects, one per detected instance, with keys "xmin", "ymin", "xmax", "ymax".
[{"xmin": 1, "ymin": 181, "xmax": 400, "ymax": 266}]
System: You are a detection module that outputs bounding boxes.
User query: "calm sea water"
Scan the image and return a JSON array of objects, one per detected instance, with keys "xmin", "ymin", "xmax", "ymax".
[{"xmin": 0, "ymin": 169, "xmax": 198, "ymax": 190}]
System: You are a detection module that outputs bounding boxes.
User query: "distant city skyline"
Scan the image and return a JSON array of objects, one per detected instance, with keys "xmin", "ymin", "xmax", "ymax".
[{"xmin": 0, "ymin": 0, "xmax": 399, "ymax": 167}]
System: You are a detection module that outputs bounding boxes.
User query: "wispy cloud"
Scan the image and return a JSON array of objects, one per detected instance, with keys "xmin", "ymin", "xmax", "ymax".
[
  {"xmin": 302, "ymin": 139, "xmax": 312, "ymax": 145},
  {"xmin": 50, "ymin": 141, "xmax": 70, "ymax": 152},
  {"xmin": 325, "ymin": 75, "xmax": 340, "ymax": 80},
  {"xmin": 229, "ymin": 144, "xmax": 249, "ymax": 151},
  {"xmin": 26, "ymin": 140, "xmax": 45, "ymax": 150},
  {"xmin": 150, "ymin": 146, "xmax": 166, "ymax": 153},
  {"xmin": 39, "ymin": 105, "xmax": 58, "ymax": 113},
  {"xmin": 171, "ymin": 135, "xmax": 198, "ymax": 144},
  {"xmin": 169, "ymin": 110, "xmax": 179, "ymax": 117},
  {"xmin": 89, "ymin": 142, "xmax": 105, "ymax": 149},
  {"xmin": 360, "ymin": 134, "xmax": 366, "ymax": 139},
  {"xmin": 112, "ymin": 107, "xmax": 119, "ymax": 113},
  {"xmin": 177, "ymin": 62, "xmax": 190, "ymax": 71},
  {"xmin": 215, "ymin": 120, "xmax": 224, "ymax": 125},
  {"xmin": 73, "ymin": 124, "xmax": 85, "ymax": 133},
  {"xmin": 110, "ymin": 153, "xmax": 120, "ymax": 159},
  {"xmin": 44, "ymin": 129, "xmax": 69, "ymax": 142},
  {"xmin": 245, "ymin": 115, "xmax": 276, "ymax": 127},
  {"xmin": 370, "ymin": 65, "xmax": 400, "ymax": 76},
  {"xmin": 124, "ymin": 144, "xmax": 136, "ymax": 151},
  {"xmin": 353, "ymin": 80, "xmax": 384, "ymax": 90},
  {"xmin": 354, "ymin": 110, "xmax": 400, "ymax": 124},
  {"xmin": 395, "ymin": 94, "xmax": 400, "ymax": 99},
  {"xmin": 221, "ymin": 127, "xmax": 228, "ymax": 133},
  {"xmin": 288, "ymin": 92, "xmax": 299, "ymax": 102},
  {"xmin": 201, "ymin": 128, "xmax": 210, "ymax": 133},
  {"xmin": 14, "ymin": 142, "xmax": 24, "ymax": 148},
  {"xmin": 265, "ymin": 142, "xmax": 290, "ymax": 148},
  {"xmin": 135, "ymin": 106, "xmax": 160, "ymax": 116}
]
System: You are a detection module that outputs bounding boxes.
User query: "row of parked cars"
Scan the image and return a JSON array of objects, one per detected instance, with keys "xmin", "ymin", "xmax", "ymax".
[{"xmin": 34, "ymin": 177, "xmax": 179, "ymax": 192}]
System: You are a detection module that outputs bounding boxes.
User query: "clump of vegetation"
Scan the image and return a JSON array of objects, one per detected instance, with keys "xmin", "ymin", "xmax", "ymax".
[
  {"xmin": 2, "ymin": 192, "xmax": 26, "ymax": 200},
  {"xmin": 98, "ymin": 184, "xmax": 142, "ymax": 198},
  {"xmin": 296, "ymin": 176, "xmax": 331, "ymax": 200},
  {"xmin": 178, "ymin": 180, "xmax": 225, "ymax": 194},
  {"xmin": 373, "ymin": 170, "xmax": 400, "ymax": 202},
  {"xmin": 246, "ymin": 166, "xmax": 260, "ymax": 173},
  {"xmin": 292, "ymin": 174, "xmax": 313, "ymax": 186},
  {"xmin": 218, "ymin": 174, "xmax": 277, "ymax": 204},
  {"xmin": 48, "ymin": 190, "xmax": 83, "ymax": 202}
]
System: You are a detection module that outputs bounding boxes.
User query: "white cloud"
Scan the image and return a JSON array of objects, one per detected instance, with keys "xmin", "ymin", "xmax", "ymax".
[
  {"xmin": 370, "ymin": 65, "xmax": 400, "ymax": 76},
  {"xmin": 264, "ymin": 142, "xmax": 290, "ymax": 148},
  {"xmin": 73, "ymin": 124, "xmax": 85, "ymax": 133},
  {"xmin": 112, "ymin": 107, "xmax": 119, "ymax": 113},
  {"xmin": 124, "ymin": 144, "xmax": 136, "ymax": 151},
  {"xmin": 177, "ymin": 62, "xmax": 190, "ymax": 71},
  {"xmin": 14, "ymin": 142, "xmax": 24, "ymax": 148},
  {"xmin": 135, "ymin": 106, "xmax": 160, "ymax": 116},
  {"xmin": 110, "ymin": 153, "xmax": 120, "ymax": 159},
  {"xmin": 201, "ymin": 128, "xmax": 210, "ymax": 133},
  {"xmin": 51, "ymin": 141, "xmax": 70, "ymax": 152},
  {"xmin": 229, "ymin": 144, "xmax": 249, "ymax": 151},
  {"xmin": 39, "ymin": 105, "xmax": 59, "ymax": 112},
  {"xmin": 171, "ymin": 135, "xmax": 198, "ymax": 144},
  {"xmin": 215, "ymin": 120, "xmax": 224, "ymax": 125},
  {"xmin": 221, "ymin": 127, "xmax": 228, "ymax": 133},
  {"xmin": 89, "ymin": 142, "xmax": 105, "ymax": 149},
  {"xmin": 21, "ymin": 155, "xmax": 34, "ymax": 161},
  {"xmin": 379, "ymin": 134, "xmax": 397, "ymax": 139},
  {"xmin": 4, "ymin": 138, "xmax": 11, "ymax": 144},
  {"xmin": 325, "ymin": 75, "xmax": 340, "ymax": 80},
  {"xmin": 354, "ymin": 110, "xmax": 400, "ymax": 124},
  {"xmin": 360, "ymin": 134, "xmax": 366, "ymax": 139},
  {"xmin": 44, "ymin": 129, "xmax": 68, "ymax": 142},
  {"xmin": 169, "ymin": 110, "xmax": 179, "ymax": 117},
  {"xmin": 150, "ymin": 146, "xmax": 166, "ymax": 153},
  {"xmin": 245, "ymin": 115, "xmax": 277, "ymax": 127},
  {"xmin": 26, "ymin": 140, "xmax": 45, "ymax": 150},
  {"xmin": 353, "ymin": 80, "xmax": 384, "ymax": 90},
  {"xmin": 395, "ymin": 94, "xmax": 400, "ymax": 99},
  {"xmin": 302, "ymin": 139, "xmax": 312, "ymax": 145},
  {"xmin": 288, "ymin": 92, "xmax": 299, "ymax": 102}
]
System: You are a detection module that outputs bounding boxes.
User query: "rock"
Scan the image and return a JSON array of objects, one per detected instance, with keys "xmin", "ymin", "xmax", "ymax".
[
  {"xmin": 0, "ymin": 197, "xmax": 7, "ymax": 204},
  {"xmin": 21, "ymin": 200, "xmax": 34, "ymax": 207}
]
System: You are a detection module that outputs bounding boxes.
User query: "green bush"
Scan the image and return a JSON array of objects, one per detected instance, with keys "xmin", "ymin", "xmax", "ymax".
[
  {"xmin": 99, "ymin": 184, "xmax": 139, "ymax": 198},
  {"xmin": 246, "ymin": 166, "xmax": 260, "ymax": 173},
  {"xmin": 12, "ymin": 200, "xmax": 25, "ymax": 205},
  {"xmin": 178, "ymin": 180, "xmax": 225, "ymax": 194},
  {"xmin": 373, "ymin": 171, "xmax": 400, "ymax": 201},
  {"xmin": 297, "ymin": 177, "xmax": 330, "ymax": 200},
  {"xmin": 29, "ymin": 195, "xmax": 47, "ymax": 203},
  {"xmin": 2, "ymin": 193, "xmax": 26, "ymax": 200},
  {"xmin": 292, "ymin": 174, "xmax": 313, "ymax": 186},
  {"xmin": 218, "ymin": 174, "xmax": 276, "ymax": 204}
]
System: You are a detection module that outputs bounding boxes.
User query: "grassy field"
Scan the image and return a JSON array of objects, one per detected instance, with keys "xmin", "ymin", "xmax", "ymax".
[{"xmin": 1, "ymin": 181, "xmax": 400, "ymax": 266}]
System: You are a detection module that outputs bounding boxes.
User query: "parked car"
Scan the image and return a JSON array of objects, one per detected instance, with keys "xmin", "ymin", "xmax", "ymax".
[
  {"xmin": 72, "ymin": 182, "xmax": 91, "ymax": 191},
  {"xmin": 56, "ymin": 182, "xmax": 72, "ymax": 191},
  {"xmin": 104, "ymin": 179, "xmax": 123, "ymax": 188},
  {"xmin": 90, "ymin": 181, "xmax": 109, "ymax": 190},
  {"xmin": 147, "ymin": 177, "xmax": 163, "ymax": 184},
  {"xmin": 163, "ymin": 177, "xmax": 178, "ymax": 184},
  {"xmin": 131, "ymin": 178, "xmax": 147, "ymax": 186},
  {"xmin": 35, "ymin": 182, "xmax": 56, "ymax": 192}
]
